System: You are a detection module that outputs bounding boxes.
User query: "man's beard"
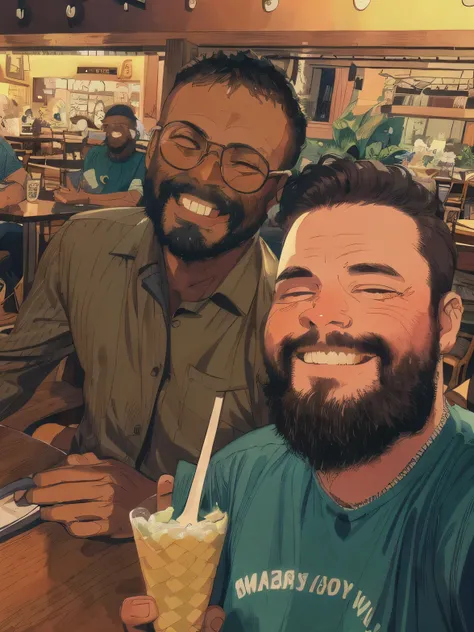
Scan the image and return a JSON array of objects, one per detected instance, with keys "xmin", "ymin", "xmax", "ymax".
[
  {"xmin": 107, "ymin": 137, "xmax": 134, "ymax": 157},
  {"xmin": 263, "ymin": 326, "xmax": 440, "ymax": 473},
  {"xmin": 143, "ymin": 175, "xmax": 267, "ymax": 262}
]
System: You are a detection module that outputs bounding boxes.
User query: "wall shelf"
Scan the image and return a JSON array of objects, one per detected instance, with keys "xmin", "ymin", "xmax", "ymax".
[{"xmin": 381, "ymin": 104, "xmax": 474, "ymax": 121}]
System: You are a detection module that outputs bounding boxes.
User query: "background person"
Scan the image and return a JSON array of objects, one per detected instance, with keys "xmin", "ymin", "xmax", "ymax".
[
  {"xmin": 54, "ymin": 104, "xmax": 146, "ymax": 208},
  {"xmin": 0, "ymin": 137, "xmax": 27, "ymax": 283}
]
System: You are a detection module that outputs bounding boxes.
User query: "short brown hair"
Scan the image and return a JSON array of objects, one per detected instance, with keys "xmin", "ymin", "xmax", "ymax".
[
  {"xmin": 172, "ymin": 51, "xmax": 307, "ymax": 169},
  {"xmin": 277, "ymin": 158, "xmax": 457, "ymax": 307}
]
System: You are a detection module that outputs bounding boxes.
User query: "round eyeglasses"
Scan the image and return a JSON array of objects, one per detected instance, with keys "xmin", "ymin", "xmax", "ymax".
[{"xmin": 151, "ymin": 121, "xmax": 291, "ymax": 194}]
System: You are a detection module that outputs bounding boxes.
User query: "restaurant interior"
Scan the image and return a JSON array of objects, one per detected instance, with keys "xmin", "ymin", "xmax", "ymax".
[
  {"xmin": 1, "ymin": 0, "xmax": 474, "ymax": 627},
  {"xmin": 2, "ymin": 49, "xmax": 474, "ymax": 387}
]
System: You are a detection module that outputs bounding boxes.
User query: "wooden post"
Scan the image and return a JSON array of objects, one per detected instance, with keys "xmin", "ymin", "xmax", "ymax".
[{"xmin": 161, "ymin": 39, "xmax": 198, "ymax": 108}]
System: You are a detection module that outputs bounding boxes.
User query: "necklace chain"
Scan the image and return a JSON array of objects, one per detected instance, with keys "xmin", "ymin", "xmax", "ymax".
[{"xmin": 321, "ymin": 401, "xmax": 451, "ymax": 511}]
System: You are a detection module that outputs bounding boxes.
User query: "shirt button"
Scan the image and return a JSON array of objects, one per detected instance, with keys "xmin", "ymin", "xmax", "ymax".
[
  {"xmin": 133, "ymin": 425, "xmax": 141, "ymax": 436},
  {"xmin": 150, "ymin": 366, "xmax": 160, "ymax": 377},
  {"xmin": 172, "ymin": 319, "xmax": 181, "ymax": 328}
]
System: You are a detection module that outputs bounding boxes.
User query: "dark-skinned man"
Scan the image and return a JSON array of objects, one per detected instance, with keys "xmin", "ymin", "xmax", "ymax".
[
  {"xmin": 54, "ymin": 104, "xmax": 146, "ymax": 209},
  {"xmin": 4, "ymin": 51, "xmax": 307, "ymax": 539}
]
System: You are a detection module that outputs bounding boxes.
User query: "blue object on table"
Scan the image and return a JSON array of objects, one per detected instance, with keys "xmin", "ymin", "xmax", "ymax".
[
  {"xmin": 0, "ymin": 476, "xmax": 36, "ymax": 500},
  {"xmin": 0, "ymin": 476, "xmax": 39, "ymax": 542}
]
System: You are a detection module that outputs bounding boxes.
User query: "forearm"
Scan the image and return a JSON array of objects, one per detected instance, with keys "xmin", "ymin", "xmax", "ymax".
[
  {"xmin": 0, "ymin": 182, "xmax": 25, "ymax": 207},
  {"xmin": 86, "ymin": 190, "xmax": 141, "ymax": 208}
]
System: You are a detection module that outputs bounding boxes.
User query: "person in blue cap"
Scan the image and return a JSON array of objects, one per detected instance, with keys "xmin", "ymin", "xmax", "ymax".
[{"xmin": 54, "ymin": 104, "xmax": 145, "ymax": 208}]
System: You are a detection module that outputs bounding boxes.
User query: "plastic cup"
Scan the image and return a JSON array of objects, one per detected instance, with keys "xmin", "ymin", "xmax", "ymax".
[{"xmin": 130, "ymin": 506, "xmax": 227, "ymax": 632}]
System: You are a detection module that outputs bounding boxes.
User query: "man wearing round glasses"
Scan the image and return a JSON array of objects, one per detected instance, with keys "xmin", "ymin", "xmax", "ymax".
[{"xmin": 0, "ymin": 51, "xmax": 307, "ymax": 539}]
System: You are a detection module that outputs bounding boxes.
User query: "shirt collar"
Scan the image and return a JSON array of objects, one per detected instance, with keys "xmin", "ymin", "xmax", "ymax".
[
  {"xmin": 110, "ymin": 216, "xmax": 266, "ymax": 317},
  {"xmin": 210, "ymin": 236, "xmax": 262, "ymax": 316}
]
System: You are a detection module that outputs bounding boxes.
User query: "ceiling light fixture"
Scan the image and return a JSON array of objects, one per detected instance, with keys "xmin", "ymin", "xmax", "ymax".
[
  {"xmin": 354, "ymin": 0, "xmax": 371, "ymax": 9},
  {"xmin": 263, "ymin": 0, "xmax": 279, "ymax": 10},
  {"xmin": 66, "ymin": 1, "xmax": 85, "ymax": 25},
  {"xmin": 16, "ymin": 0, "xmax": 31, "ymax": 24}
]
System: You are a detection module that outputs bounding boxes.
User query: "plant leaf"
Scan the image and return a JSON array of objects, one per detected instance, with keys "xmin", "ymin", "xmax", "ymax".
[
  {"xmin": 336, "ymin": 126, "xmax": 358, "ymax": 152},
  {"xmin": 365, "ymin": 142, "xmax": 383, "ymax": 160}
]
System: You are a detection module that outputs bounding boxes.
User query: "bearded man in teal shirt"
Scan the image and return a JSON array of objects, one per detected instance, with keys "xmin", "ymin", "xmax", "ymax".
[
  {"xmin": 121, "ymin": 158, "xmax": 473, "ymax": 632},
  {"xmin": 54, "ymin": 104, "xmax": 145, "ymax": 209}
]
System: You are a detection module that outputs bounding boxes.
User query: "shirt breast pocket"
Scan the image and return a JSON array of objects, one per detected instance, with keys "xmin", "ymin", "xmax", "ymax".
[{"xmin": 177, "ymin": 364, "xmax": 253, "ymax": 457}]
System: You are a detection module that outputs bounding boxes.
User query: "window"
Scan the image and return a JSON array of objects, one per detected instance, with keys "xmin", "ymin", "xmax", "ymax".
[{"xmin": 312, "ymin": 68, "xmax": 336, "ymax": 122}]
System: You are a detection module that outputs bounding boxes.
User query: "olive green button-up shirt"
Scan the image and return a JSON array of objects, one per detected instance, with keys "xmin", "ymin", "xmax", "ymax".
[{"xmin": 0, "ymin": 207, "xmax": 277, "ymax": 478}]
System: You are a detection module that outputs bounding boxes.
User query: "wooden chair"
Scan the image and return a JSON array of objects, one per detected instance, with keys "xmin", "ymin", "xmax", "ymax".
[
  {"xmin": 456, "ymin": 245, "xmax": 474, "ymax": 273},
  {"xmin": 444, "ymin": 206, "xmax": 461, "ymax": 235},
  {"xmin": 444, "ymin": 331, "xmax": 474, "ymax": 390},
  {"xmin": 454, "ymin": 223, "xmax": 474, "ymax": 271},
  {"xmin": 1, "ymin": 352, "xmax": 84, "ymax": 452},
  {"xmin": 26, "ymin": 162, "xmax": 61, "ymax": 190},
  {"xmin": 445, "ymin": 177, "xmax": 466, "ymax": 209},
  {"xmin": 0, "ymin": 252, "xmax": 19, "ymax": 331},
  {"xmin": 445, "ymin": 378, "xmax": 470, "ymax": 409}
]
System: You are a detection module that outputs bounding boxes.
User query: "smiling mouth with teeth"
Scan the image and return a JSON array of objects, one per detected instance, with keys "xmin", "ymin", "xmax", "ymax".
[
  {"xmin": 296, "ymin": 349, "xmax": 375, "ymax": 366},
  {"xmin": 178, "ymin": 194, "xmax": 221, "ymax": 219}
]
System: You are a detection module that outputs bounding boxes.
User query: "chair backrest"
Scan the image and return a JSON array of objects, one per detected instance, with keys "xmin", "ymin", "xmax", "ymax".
[
  {"xmin": 444, "ymin": 206, "xmax": 461, "ymax": 234},
  {"xmin": 28, "ymin": 156, "xmax": 83, "ymax": 170},
  {"xmin": 27, "ymin": 162, "xmax": 62, "ymax": 190},
  {"xmin": 456, "ymin": 244, "xmax": 474, "ymax": 272},
  {"xmin": 446, "ymin": 178, "xmax": 465, "ymax": 200}
]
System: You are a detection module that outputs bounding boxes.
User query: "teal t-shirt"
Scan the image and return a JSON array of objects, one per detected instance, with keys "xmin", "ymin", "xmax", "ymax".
[
  {"xmin": 82, "ymin": 145, "xmax": 145, "ymax": 195},
  {"xmin": 0, "ymin": 138, "xmax": 22, "ymax": 182},
  {"xmin": 172, "ymin": 405, "xmax": 474, "ymax": 632}
]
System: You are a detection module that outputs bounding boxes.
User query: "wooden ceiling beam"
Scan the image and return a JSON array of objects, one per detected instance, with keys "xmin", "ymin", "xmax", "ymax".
[{"xmin": 2, "ymin": 31, "xmax": 474, "ymax": 51}]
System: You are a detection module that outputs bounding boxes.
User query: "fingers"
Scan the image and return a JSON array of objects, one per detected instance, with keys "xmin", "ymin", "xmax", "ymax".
[
  {"xmin": 33, "ymin": 464, "xmax": 108, "ymax": 488},
  {"xmin": 40, "ymin": 500, "xmax": 110, "ymax": 523},
  {"xmin": 157, "ymin": 475, "xmax": 174, "ymax": 511},
  {"xmin": 65, "ymin": 520, "xmax": 110, "ymax": 538},
  {"xmin": 65, "ymin": 453, "xmax": 103, "ymax": 466},
  {"xmin": 203, "ymin": 606, "xmax": 225, "ymax": 632},
  {"xmin": 121, "ymin": 596, "xmax": 158, "ymax": 631},
  {"xmin": 24, "ymin": 480, "xmax": 108, "ymax": 505}
]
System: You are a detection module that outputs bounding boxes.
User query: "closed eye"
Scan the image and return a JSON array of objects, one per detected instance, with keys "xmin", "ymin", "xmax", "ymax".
[
  {"xmin": 172, "ymin": 135, "xmax": 201, "ymax": 150},
  {"xmin": 283, "ymin": 291, "xmax": 314, "ymax": 297},
  {"xmin": 232, "ymin": 161, "xmax": 263, "ymax": 174},
  {"xmin": 353, "ymin": 286, "xmax": 401, "ymax": 296},
  {"xmin": 278, "ymin": 290, "xmax": 315, "ymax": 303}
]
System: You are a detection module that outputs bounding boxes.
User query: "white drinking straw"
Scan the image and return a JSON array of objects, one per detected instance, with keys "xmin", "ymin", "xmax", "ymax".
[{"xmin": 177, "ymin": 394, "xmax": 224, "ymax": 526}]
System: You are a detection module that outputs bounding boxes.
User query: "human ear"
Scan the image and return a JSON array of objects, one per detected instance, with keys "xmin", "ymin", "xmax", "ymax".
[{"xmin": 438, "ymin": 292, "xmax": 463, "ymax": 354}]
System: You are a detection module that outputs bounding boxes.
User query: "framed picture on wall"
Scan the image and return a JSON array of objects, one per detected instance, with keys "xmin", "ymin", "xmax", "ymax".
[{"xmin": 6, "ymin": 55, "xmax": 24, "ymax": 81}]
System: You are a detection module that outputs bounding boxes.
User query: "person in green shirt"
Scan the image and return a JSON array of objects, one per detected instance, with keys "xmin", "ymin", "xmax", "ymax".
[
  {"xmin": 0, "ymin": 137, "xmax": 27, "ymax": 281},
  {"xmin": 121, "ymin": 158, "xmax": 474, "ymax": 632},
  {"xmin": 54, "ymin": 104, "xmax": 145, "ymax": 208},
  {"xmin": 0, "ymin": 136, "xmax": 27, "ymax": 209}
]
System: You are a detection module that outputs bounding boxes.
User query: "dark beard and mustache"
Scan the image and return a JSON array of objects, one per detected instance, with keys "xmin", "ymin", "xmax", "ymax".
[
  {"xmin": 263, "ymin": 326, "xmax": 440, "ymax": 473},
  {"xmin": 143, "ymin": 175, "xmax": 267, "ymax": 262},
  {"xmin": 106, "ymin": 137, "xmax": 135, "ymax": 158}
]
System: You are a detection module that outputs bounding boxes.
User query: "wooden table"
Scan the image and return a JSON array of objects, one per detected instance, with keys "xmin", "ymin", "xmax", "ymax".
[
  {"xmin": 0, "ymin": 425, "xmax": 143, "ymax": 632},
  {"xmin": 4, "ymin": 135, "xmax": 83, "ymax": 161},
  {"xmin": 0, "ymin": 194, "xmax": 101, "ymax": 298}
]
